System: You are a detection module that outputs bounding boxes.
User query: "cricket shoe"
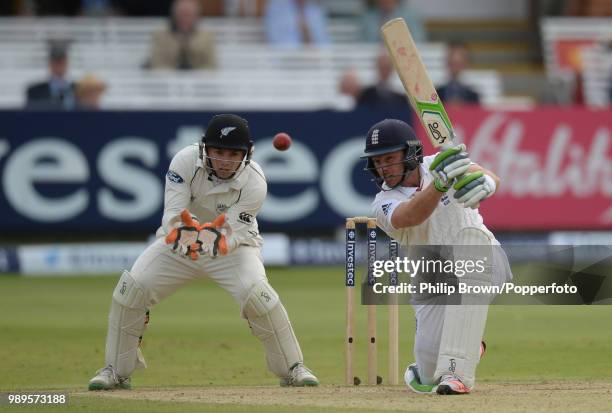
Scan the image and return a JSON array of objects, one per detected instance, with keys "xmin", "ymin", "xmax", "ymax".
[
  {"xmin": 404, "ymin": 363, "xmax": 436, "ymax": 394},
  {"xmin": 88, "ymin": 365, "xmax": 131, "ymax": 390},
  {"xmin": 436, "ymin": 374, "xmax": 470, "ymax": 395},
  {"xmin": 280, "ymin": 363, "xmax": 319, "ymax": 387},
  {"xmin": 434, "ymin": 341, "xmax": 484, "ymax": 395}
]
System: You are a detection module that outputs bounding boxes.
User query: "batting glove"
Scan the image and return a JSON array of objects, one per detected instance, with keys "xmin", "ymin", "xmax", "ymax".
[
  {"xmin": 429, "ymin": 144, "xmax": 471, "ymax": 185},
  {"xmin": 453, "ymin": 171, "xmax": 496, "ymax": 209}
]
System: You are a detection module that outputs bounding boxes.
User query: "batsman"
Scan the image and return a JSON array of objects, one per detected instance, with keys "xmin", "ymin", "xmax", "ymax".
[
  {"xmin": 89, "ymin": 114, "xmax": 319, "ymax": 390},
  {"xmin": 361, "ymin": 118, "xmax": 512, "ymax": 395}
]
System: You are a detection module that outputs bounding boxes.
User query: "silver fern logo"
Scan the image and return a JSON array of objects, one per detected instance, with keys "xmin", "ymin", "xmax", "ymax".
[{"xmin": 220, "ymin": 126, "xmax": 237, "ymax": 138}]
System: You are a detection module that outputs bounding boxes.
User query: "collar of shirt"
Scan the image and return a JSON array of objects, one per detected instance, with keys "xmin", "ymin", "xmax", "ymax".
[{"xmin": 200, "ymin": 162, "xmax": 249, "ymax": 195}]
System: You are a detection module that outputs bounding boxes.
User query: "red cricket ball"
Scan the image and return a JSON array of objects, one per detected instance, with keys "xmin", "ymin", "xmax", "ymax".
[{"xmin": 273, "ymin": 132, "xmax": 292, "ymax": 151}]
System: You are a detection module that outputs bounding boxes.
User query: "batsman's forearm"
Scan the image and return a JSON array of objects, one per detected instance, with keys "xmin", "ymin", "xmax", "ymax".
[{"xmin": 391, "ymin": 184, "xmax": 443, "ymax": 228}]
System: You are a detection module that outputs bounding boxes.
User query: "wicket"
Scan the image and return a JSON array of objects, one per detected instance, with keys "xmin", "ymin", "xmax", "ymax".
[{"xmin": 345, "ymin": 216, "xmax": 399, "ymax": 386}]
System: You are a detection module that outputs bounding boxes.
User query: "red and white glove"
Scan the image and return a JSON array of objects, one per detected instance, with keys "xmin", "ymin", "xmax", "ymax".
[{"xmin": 165, "ymin": 210, "xmax": 228, "ymax": 260}]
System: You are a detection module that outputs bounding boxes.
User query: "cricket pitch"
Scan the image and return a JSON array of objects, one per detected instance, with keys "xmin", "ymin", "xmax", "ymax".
[{"xmin": 83, "ymin": 381, "xmax": 612, "ymax": 413}]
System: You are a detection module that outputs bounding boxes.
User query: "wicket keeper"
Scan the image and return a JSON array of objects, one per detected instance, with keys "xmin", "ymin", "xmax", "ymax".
[
  {"xmin": 89, "ymin": 114, "xmax": 319, "ymax": 390},
  {"xmin": 361, "ymin": 118, "xmax": 512, "ymax": 395}
]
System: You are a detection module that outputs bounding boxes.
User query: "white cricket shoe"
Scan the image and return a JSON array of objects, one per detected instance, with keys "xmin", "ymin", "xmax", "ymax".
[
  {"xmin": 404, "ymin": 363, "xmax": 436, "ymax": 394},
  {"xmin": 88, "ymin": 365, "xmax": 131, "ymax": 391},
  {"xmin": 436, "ymin": 374, "xmax": 470, "ymax": 395},
  {"xmin": 280, "ymin": 363, "xmax": 319, "ymax": 387}
]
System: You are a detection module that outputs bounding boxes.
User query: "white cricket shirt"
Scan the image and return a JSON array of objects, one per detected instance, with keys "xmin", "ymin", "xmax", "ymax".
[
  {"xmin": 155, "ymin": 144, "xmax": 265, "ymax": 251},
  {"xmin": 372, "ymin": 155, "xmax": 497, "ymax": 246}
]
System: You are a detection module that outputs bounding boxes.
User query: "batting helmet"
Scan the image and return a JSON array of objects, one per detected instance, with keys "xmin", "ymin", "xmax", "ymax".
[
  {"xmin": 200, "ymin": 114, "xmax": 254, "ymax": 180},
  {"xmin": 361, "ymin": 119, "xmax": 423, "ymax": 188},
  {"xmin": 202, "ymin": 114, "xmax": 253, "ymax": 152}
]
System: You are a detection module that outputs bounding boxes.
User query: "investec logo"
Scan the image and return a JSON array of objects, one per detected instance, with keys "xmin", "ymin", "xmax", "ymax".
[
  {"xmin": 367, "ymin": 229, "xmax": 376, "ymax": 284},
  {"xmin": 345, "ymin": 229, "xmax": 356, "ymax": 286}
]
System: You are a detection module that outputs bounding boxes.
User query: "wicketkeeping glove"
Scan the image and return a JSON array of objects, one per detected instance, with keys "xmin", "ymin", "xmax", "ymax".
[
  {"xmin": 191, "ymin": 214, "xmax": 228, "ymax": 259},
  {"xmin": 429, "ymin": 144, "xmax": 471, "ymax": 192},
  {"xmin": 165, "ymin": 210, "xmax": 201, "ymax": 259},
  {"xmin": 165, "ymin": 210, "xmax": 228, "ymax": 260},
  {"xmin": 453, "ymin": 171, "xmax": 496, "ymax": 209}
]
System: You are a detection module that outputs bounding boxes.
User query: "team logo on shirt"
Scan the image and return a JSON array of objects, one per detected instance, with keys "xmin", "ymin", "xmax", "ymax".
[
  {"xmin": 440, "ymin": 194, "xmax": 450, "ymax": 206},
  {"xmin": 381, "ymin": 203, "xmax": 392, "ymax": 216},
  {"xmin": 166, "ymin": 170, "xmax": 184, "ymax": 183},
  {"xmin": 238, "ymin": 212, "xmax": 254, "ymax": 224},
  {"xmin": 216, "ymin": 203, "xmax": 229, "ymax": 213}
]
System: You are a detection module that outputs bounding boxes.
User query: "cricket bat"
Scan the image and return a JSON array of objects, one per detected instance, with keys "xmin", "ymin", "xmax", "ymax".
[
  {"xmin": 381, "ymin": 20, "xmax": 482, "ymax": 204},
  {"xmin": 381, "ymin": 18, "xmax": 455, "ymax": 150}
]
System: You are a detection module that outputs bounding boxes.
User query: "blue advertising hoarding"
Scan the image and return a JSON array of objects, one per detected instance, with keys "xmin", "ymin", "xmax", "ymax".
[{"xmin": 0, "ymin": 109, "xmax": 410, "ymax": 233}]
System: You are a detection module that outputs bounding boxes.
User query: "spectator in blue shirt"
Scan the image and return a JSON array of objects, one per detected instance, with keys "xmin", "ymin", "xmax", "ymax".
[
  {"xmin": 362, "ymin": 0, "xmax": 426, "ymax": 43},
  {"xmin": 264, "ymin": 0, "xmax": 331, "ymax": 48}
]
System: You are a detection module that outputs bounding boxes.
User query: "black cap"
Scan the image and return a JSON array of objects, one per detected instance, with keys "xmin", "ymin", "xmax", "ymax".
[
  {"xmin": 202, "ymin": 114, "xmax": 253, "ymax": 151},
  {"xmin": 361, "ymin": 119, "xmax": 418, "ymax": 158}
]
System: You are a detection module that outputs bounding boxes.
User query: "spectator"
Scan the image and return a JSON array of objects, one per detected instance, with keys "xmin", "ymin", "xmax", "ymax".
[
  {"xmin": 437, "ymin": 43, "xmax": 480, "ymax": 105},
  {"xmin": 148, "ymin": 0, "xmax": 217, "ymax": 70},
  {"xmin": 336, "ymin": 69, "xmax": 363, "ymax": 110},
  {"xmin": 25, "ymin": 41, "xmax": 76, "ymax": 110},
  {"xmin": 357, "ymin": 52, "xmax": 407, "ymax": 109},
  {"xmin": 362, "ymin": 0, "xmax": 426, "ymax": 43},
  {"xmin": 264, "ymin": 0, "xmax": 330, "ymax": 48},
  {"xmin": 75, "ymin": 74, "xmax": 107, "ymax": 110}
]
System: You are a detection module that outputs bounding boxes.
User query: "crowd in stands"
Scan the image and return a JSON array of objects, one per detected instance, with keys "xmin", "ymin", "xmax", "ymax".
[
  {"xmin": 25, "ymin": 40, "xmax": 107, "ymax": 110},
  {"xmin": 21, "ymin": 0, "xmax": 473, "ymax": 111},
  {"xmin": 338, "ymin": 44, "xmax": 480, "ymax": 110},
  {"xmin": 6, "ymin": 0, "xmax": 611, "ymax": 109}
]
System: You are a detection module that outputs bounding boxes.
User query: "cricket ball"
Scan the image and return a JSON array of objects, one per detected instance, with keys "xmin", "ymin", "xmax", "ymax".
[{"xmin": 273, "ymin": 132, "xmax": 292, "ymax": 151}]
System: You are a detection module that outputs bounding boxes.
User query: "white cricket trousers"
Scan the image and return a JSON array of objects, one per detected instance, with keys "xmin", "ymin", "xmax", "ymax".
[
  {"xmin": 131, "ymin": 238, "xmax": 267, "ymax": 306},
  {"xmin": 411, "ymin": 244, "xmax": 512, "ymax": 388},
  {"xmin": 104, "ymin": 237, "xmax": 304, "ymax": 379}
]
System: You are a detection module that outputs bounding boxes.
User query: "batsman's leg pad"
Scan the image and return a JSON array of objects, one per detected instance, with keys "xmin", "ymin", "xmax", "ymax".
[
  {"xmin": 105, "ymin": 270, "xmax": 149, "ymax": 378},
  {"xmin": 433, "ymin": 228, "xmax": 492, "ymax": 389},
  {"xmin": 241, "ymin": 279, "xmax": 303, "ymax": 377},
  {"xmin": 413, "ymin": 297, "xmax": 445, "ymax": 385}
]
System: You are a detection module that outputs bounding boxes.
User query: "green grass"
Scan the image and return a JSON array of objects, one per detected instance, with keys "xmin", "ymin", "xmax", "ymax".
[{"xmin": 1, "ymin": 267, "xmax": 611, "ymax": 411}]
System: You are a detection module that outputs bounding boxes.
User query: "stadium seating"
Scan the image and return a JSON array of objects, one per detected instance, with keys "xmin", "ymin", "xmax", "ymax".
[
  {"xmin": 541, "ymin": 17, "xmax": 612, "ymax": 106},
  {"xmin": 0, "ymin": 17, "xmax": 504, "ymax": 110}
]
